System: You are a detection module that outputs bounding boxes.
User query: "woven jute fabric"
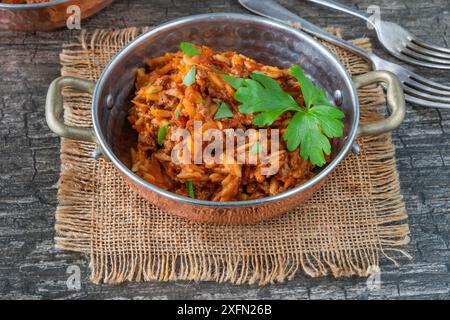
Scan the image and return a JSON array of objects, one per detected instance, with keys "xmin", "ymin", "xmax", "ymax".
[{"xmin": 55, "ymin": 27, "xmax": 410, "ymax": 285}]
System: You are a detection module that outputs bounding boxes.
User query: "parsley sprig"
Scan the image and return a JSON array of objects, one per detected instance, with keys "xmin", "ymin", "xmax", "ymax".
[
  {"xmin": 183, "ymin": 66, "xmax": 196, "ymax": 87},
  {"xmin": 180, "ymin": 42, "xmax": 202, "ymax": 57},
  {"xmin": 157, "ymin": 125, "xmax": 167, "ymax": 146},
  {"xmin": 234, "ymin": 72, "xmax": 301, "ymax": 127},
  {"xmin": 222, "ymin": 65, "xmax": 345, "ymax": 167},
  {"xmin": 186, "ymin": 180, "xmax": 195, "ymax": 199},
  {"xmin": 214, "ymin": 102, "xmax": 234, "ymax": 119}
]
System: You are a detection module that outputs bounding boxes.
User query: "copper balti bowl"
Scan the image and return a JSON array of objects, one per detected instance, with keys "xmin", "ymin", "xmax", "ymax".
[
  {"xmin": 0, "ymin": 0, "xmax": 113, "ymax": 31},
  {"xmin": 45, "ymin": 14, "xmax": 405, "ymax": 224}
]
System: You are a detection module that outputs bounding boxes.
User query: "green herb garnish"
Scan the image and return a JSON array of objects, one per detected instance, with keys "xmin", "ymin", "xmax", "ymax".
[
  {"xmin": 231, "ymin": 72, "xmax": 300, "ymax": 127},
  {"xmin": 197, "ymin": 98, "xmax": 206, "ymax": 105},
  {"xmin": 149, "ymin": 87, "xmax": 161, "ymax": 93},
  {"xmin": 214, "ymin": 102, "xmax": 234, "ymax": 119},
  {"xmin": 284, "ymin": 66, "xmax": 345, "ymax": 166},
  {"xmin": 183, "ymin": 66, "xmax": 196, "ymax": 87},
  {"xmin": 212, "ymin": 65, "xmax": 222, "ymax": 71},
  {"xmin": 186, "ymin": 180, "xmax": 195, "ymax": 198},
  {"xmin": 250, "ymin": 141, "xmax": 262, "ymax": 155},
  {"xmin": 180, "ymin": 42, "xmax": 202, "ymax": 57},
  {"xmin": 221, "ymin": 74, "xmax": 245, "ymax": 90},
  {"xmin": 228, "ymin": 65, "xmax": 344, "ymax": 167},
  {"xmin": 174, "ymin": 108, "xmax": 181, "ymax": 120},
  {"xmin": 157, "ymin": 125, "xmax": 167, "ymax": 146}
]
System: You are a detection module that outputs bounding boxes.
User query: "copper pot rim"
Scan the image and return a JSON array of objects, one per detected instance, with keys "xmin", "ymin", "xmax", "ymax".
[
  {"xmin": 90, "ymin": 13, "xmax": 360, "ymax": 209},
  {"xmin": 0, "ymin": 0, "xmax": 69, "ymax": 9}
]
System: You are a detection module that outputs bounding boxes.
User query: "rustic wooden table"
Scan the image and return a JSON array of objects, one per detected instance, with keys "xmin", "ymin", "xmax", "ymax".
[{"xmin": 0, "ymin": 0, "xmax": 449, "ymax": 300}]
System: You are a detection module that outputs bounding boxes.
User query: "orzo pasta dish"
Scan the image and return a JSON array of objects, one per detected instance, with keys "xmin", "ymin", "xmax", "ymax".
[{"xmin": 128, "ymin": 42, "xmax": 345, "ymax": 201}]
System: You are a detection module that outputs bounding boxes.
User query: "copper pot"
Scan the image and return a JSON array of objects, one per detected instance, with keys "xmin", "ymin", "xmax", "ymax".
[
  {"xmin": 0, "ymin": 0, "xmax": 113, "ymax": 31},
  {"xmin": 45, "ymin": 14, "xmax": 405, "ymax": 224}
]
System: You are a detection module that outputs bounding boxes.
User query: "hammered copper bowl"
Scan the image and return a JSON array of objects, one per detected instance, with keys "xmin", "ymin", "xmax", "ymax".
[
  {"xmin": 0, "ymin": 0, "xmax": 113, "ymax": 31},
  {"xmin": 45, "ymin": 13, "xmax": 405, "ymax": 224}
]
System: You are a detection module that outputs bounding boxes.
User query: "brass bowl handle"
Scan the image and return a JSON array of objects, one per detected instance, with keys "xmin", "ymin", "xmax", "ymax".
[
  {"xmin": 353, "ymin": 71, "xmax": 406, "ymax": 136},
  {"xmin": 45, "ymin": 76, "xmax": 97, "ymax": 142}
]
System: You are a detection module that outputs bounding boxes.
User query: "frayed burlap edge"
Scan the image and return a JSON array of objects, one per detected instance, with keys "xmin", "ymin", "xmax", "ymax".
[{"xmin": 54, "ymin": 27, "xmax": 410, "ymax": 285}]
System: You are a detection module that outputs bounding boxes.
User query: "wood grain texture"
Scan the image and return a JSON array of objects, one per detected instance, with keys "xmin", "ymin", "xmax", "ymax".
[{"xmin": 0, "ymin": 0, "xmax": 449, "ymax": 300}]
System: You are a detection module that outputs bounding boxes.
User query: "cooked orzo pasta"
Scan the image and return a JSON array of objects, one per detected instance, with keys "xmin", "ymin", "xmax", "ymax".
[{"xmin": 128, "ymin": 43, "xmax": 336, "ymax": 201}]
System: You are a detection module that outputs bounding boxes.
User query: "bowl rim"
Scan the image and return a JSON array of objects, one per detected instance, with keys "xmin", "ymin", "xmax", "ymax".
[
  {"xmin": 92, "ymin": 12, "xmax": 359, "ymax": 208},
  {"xmin": 0, "ymin": 0, "xmax": 70, "ymax": 9}
]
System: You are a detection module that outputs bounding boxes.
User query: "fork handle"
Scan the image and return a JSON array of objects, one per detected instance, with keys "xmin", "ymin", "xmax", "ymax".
[
  {"xmin": 240, "ymin": 0, "xmax": 375, "ymax": 63},
  {"xmin": 305, "ymin": 0, "xmax": 374, "ymax": 26}
]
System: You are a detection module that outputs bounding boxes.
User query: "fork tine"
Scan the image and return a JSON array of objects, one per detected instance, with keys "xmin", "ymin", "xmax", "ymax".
[
  {"xmin": 404, "ymin": 93, "xmax": 450, "ymax": 109},
  {"xmin": 404, "ymin": 79, "xmax": 450, "ymax": 98},
  {"xmin": 401, "ymin": 73, "xmax": 450, "ymax": 108},
  {"xmin": 407, "ymin": 73, "xmax": 450, "ymax": 91},
  {"xmin": 407, "ymin": 42, "xmax": 450, "ymax": 59},
  {"xmin": 403, "ymin": 84, "xmax": 450, "ymax": 103},
  {"xmin": 402, "ymin": 81, "xmax": 450, "ymax": 107},
  {"xmin": 397, "ymin": 50, "xmax": 450, "ymax": 69},
  {"xmin": 411, "ymin": 38, "xmax": 450, "ymax": 54},
  {"xmin": 401, "ymin": 48, "xmax": 450, "ymax": 66}
]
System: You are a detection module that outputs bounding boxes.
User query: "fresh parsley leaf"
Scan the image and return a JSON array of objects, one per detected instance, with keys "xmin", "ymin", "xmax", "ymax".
[
  {"xmin": 221, "ymin": 74, "xmax": 245, "ymax": 90},
  {"xmin": 186, "ymin": 180, "xmax": 195, "ymax": 198},
  {"xmin": 212, "ymin": 65, "xmax": 222, "ymax": 71},
  {"xmin": 180, "ymin": 42, "xmax": 202, "ymax": 57},
  {"xmin": 289, "ymin": 65, "xmax": 342, "ymax": 111},
  {"xmin": 183, "ymin": 66, "xmax": 196, "ymax": 87},
  {"xmin": 289, "ymin": 65, "xmax": 345, "ymax": 138},
  {"xmin": 284, "ymin": 112, "xmax": 331, "ymax": 167},
  {"xmin": 252, "ymin": 109, "xmax": 288, "ymax": 127},
  {"xmin": 174, "ymin": 108, "xmax": 181, "ymax": 120},
  {"xmin": 157, "ymin": 125, "xmax": 167, "ymax": 146},
  {"xmin": 309, "ymin": 104, "xmax": 345, "ymax": 138},
  {"xmin": 289, "ymin": 65, "xmax": 316, "ymax": 108},
  {"xmin": 282, "ymin": 65, "xmax": 345, "ymax": 166},
  {"xmin": 233, "ymin": 72, "xmax": 300, "ymax": 126},
  {"xmin": 214, "ymin": 102, "xmax": 234, "ymax": 119},
  {"xmin": 149, "ymin": 87, "xmax": 161, "ymax": 93},
  {"xmin": 229, "ymin": 65, "xmax": 344, "ymax": 167},
  {"xmin": 250, "ymin": 141, "xmax": 262, "ymax": 155}
]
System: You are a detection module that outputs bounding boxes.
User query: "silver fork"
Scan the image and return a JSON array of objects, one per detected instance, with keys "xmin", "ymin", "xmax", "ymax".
[
  {"xmin": 306, "ymin": 0, "xmax": 450, "ymax": 69},
  {"xmin": 239, "ymin": 0, "xmax": 450, "ymax": 109}
]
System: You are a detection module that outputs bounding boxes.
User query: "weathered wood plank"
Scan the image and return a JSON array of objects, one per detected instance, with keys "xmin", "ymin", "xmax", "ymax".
[{"xmin": 0, "ymin": 0, "xmax": 449, "ymax": 300}]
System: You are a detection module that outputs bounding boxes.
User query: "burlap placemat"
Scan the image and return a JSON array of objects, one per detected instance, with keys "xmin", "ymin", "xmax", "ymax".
[{"xmin": 55, "ymin": 27, "xmax": 410, "ymax": 285}]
